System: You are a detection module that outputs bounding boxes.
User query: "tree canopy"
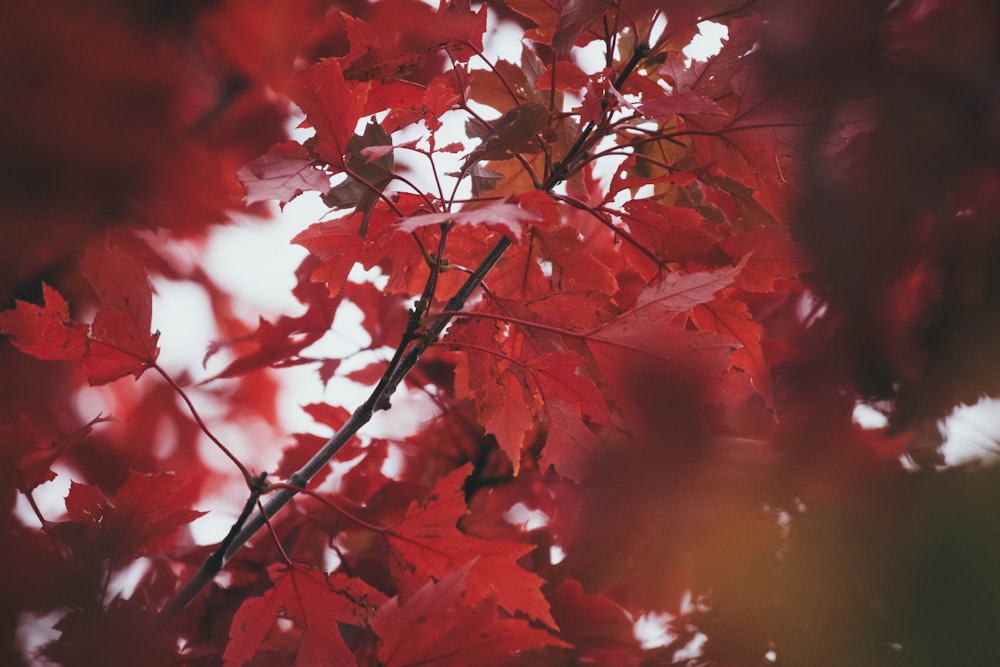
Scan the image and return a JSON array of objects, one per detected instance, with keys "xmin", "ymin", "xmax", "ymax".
[{"xmin": 2, "ymin": 0, "xmax": 1000, "ymax": 665}]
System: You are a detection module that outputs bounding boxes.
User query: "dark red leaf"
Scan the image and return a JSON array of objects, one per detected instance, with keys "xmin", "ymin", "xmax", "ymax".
[
  {"xmin": 0, "ymin": 283, "xmax": 89, "ymax": 363},
  {"xmin": 79, "ymin": 242, "xmax": 160, "ymax": 383},
  {"xmin": 386, "ymin": 465, "xmax": 557, "ymax": 628},
  {"xmin": 237, "ymin": 140, "xmax": 331, "ymax": 206},
  {"xmin": 374, "ymin": 561, "xmax": 568, "ymax": 667},
  {"xmin": 224, "ymin": 563, "xmax": 388, "ymax": 667}
]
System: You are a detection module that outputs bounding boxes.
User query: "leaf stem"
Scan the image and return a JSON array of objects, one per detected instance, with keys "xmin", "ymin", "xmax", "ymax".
[{"xmin": 153, "ymin": 363, "xmax": 252, "ymax": 482}]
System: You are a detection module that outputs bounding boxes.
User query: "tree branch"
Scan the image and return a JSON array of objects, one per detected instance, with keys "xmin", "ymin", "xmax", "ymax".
[{"xmin": 158, "ymin": 236, "xmax": 512, "ymax": 625}]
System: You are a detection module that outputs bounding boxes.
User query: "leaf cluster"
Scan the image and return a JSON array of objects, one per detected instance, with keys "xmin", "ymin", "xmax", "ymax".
[{"xmin": 2, "ymin": 1, "xmax": 1000, "ymax": 666}]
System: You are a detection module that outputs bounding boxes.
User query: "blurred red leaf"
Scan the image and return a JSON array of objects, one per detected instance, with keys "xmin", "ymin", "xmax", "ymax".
[
  {"xmin": 0, "ymin": 414, "xmax": 112, "ymax": 493},
  {"xmin": 0, "ymin": 242, "xmax": 160, "ymax": 385},
  {"xmin": 374, "ymin": 561, "xmax": 568, "ymax": 667},
  {"xmin": 64, "ymin": 470, "xmax": 204, "ymax": 567},
  {"xmin": 79, "ymin": 242, "xmax": 161, "ymax": 383}
]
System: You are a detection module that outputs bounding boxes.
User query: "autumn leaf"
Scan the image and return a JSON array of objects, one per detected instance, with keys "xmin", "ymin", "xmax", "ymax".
[
  {"xmin": 0, "ymin": 283, "xmax": 89, "ymax": 363},
  {"xmin": 532, "ymin": 353, "xmax": 610, "ymax": 482},
  {"xmin": 224, "ymin": 563, "xmax": 388, "ymax": 667},
  {"xmin": 322, "ymin": 119, "xmax": 395, "ymax": 236},
  {"xmin": 374, "ymin": 561, "xmax": 568, "ymax": 667},
  {"xmin": 552, "ymin": 0, "xmax": 613, "ymax": 54},
  {"xmin": 79, "ymin": 242, "xmax": 160, "ymax": 383},
  {"xmin": 585, "ymin": 261, "xmax": 753, "ymax": 420},
  {"xmin": 237, "ymin": 140, "xmax": 331, "ymax": 206},
  {"xmin": 462, "ymin": 102, "xmax": 551, "ymax": 169},
  {"xmin": 544, "ymin": 578, "xmax": 644, "ymax": 664},
  {"xmin": 638, "ymin": 90, "xmax": 728, "ymax": 118},
  {"xmin": 386, "ymin": 465, "xmax": 557, "ymax": 628},
  {"xmin": 483, "ymin": 373, "xmax": 538, "ymax": 473},
  {"xmin": 721, "ymin": 226, "xmax": 808, "ymax": 292},
  {"xmin": 0, "ymin": 414, "xmax": 112, "ymax": 493},
  {"xmin": 0, "ymin": 242, "xmax": 160, "ymax": 384},
  {"xmin": 291, "ymin": 58, "xmax": 370, "ymax": 168},
  {"xmin": 64, "ymin": 471, "xmax": 204, "ymax": 567},
  {"xmin": 396, "ymin": 197, "xmax": 542, "ymax": 241},
  {"xmin": 692, "ymin": 296, "xmax": 773, "ymax": 409},
  {"xmin": 293, "ymin": 194, "xmax": 432, "ymax": 298}
]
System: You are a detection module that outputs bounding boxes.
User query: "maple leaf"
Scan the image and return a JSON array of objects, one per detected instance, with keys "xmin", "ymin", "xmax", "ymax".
[
  {"xmin": 0, "ymin": 242, "xmax": 160, "ymax": 384},
  {"xmin": 618, "ymin": 198, "xmax": 726, "ymax": 267},
  {"xmin": 374, "ymin": 561, "xmax": 568, "ymax": 667},
  {"xmin": 448, "ymin": 316, "xmax": 540, "ymax": 472},
  {"xmin": 371, "ymin": 72, "xmax": 463, "ymax": 133},
  {"xmin": 463, "ymin": 102, "xmax": 551, "ymax": 169},
  {"xmin": 340, "ymin": 11, "xmax": 425, "ymax": 83},
  {"xmin": 291, "ymin": 58, "xmax": 370, "ymax": 168},
  {"xmin": 720, "ymin": 226, "xmax": 808, "ymax": 292},
  {"xmin": 396, "ymin": 198, "xmax": 542, "ymax": 241},
  {"xmin": 79, "ymin": 242, "xmax": 160, "ymax": 383},
  {"xmin": 544, "ymin": 578, "xmax": 644, "ymax": 664},
  {"xmin": 532, "ymin": 353, "xmax": 610, "ymax": 482},
  {"xmin": 42, "ymin": 597, "xmax": 178, "ymax": 667},
  {"xmin": 0, "ymin": 283, "xmax": 89, "ymax": 363},
  {"xmin": 323, "ymin": 119, "xmax": 396, "ymax": 236},
  {"xmin": 0, "ymin": 413, "xmax": 112, "ymax": 493},
  {"xmin": 661, "ymin": 16, "xmax": 811, "ymax": 226},
  {"xmin": 386, "ymin": 465, "xmax": 557, "ymax": 629},
  {"xmin": 64, "ymin": 470, "xmax": 204, "ymax": 568},
  {"xmin": 638, "ymin": 90, "xmax": 728, "ymax": 118},
  {"xmin": 585, "ymin": 262, "xmax": 753, "ymax": 424},
  {"xmin": 224, "ymin": 563, "xmax": 387, "ymax": 667},
  {"xmin": 552, "ymin": 0, "xmax": 613, "ymax": 54},
  {"xmin": 692, "ymin": 296, "xmax": 773, "ymax": 410},
  {"xmin": 237, "ymin": 140, "xmax": 331, "ymax": 206}
]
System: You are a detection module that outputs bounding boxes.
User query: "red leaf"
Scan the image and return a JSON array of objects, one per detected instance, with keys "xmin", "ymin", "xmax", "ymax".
[
  {"xmin": 79, "ymin": 242, "xmax": 161, "ymax": 383},
  {"xmin": 0, "ymin": 283, "xmax": 88, "ymax": 362},
  {"xmin": 552, "ymin": 0, "xmax": 613, "ymax": 54},
  {"xmin": 42, "ymin": 598, "xmax": 177, "ymax": 667},
  {"xmin": 301, "ymin": 402, "xmax": 351, "ymax": 430},
  {"xmin": 396, "ymin": 198, "xmax": 542, "ymax": 241},
  {"xmin": 625, "ymin": 259, "xmax": 748, "ymax": 317},
  {"xmin": 0, "ymin": 242, "xmax": 160, "ymax": 385},
  {"xmin": 463, "ymin": 103, "xmax": 550, "ymax": 168},
  {"xmin": 1, "ymin": 414, "xmax": 112, "ymax": 493},
  {"xmin": 205, "ymin": 272, "xmax": 340, "ymax": 379},
  {"xmin": 538, "ymin": 396, "xmax": 602, "ymax": 483},
  {"xmin": 64, "ymin": 471, "xmax": 204, "ymax": 567},
  {"xmin": 532, "ymin": 353, "xmax": 610, "ymax": 482},
  {"xmin": 449, "ymin": 317, "xmax": 540, "ymax": 473},
  {"xmin": 545, "ymin": 578, "xmax": 644, "ymax": 664},
  {"xmin": 483, "ymin": 375, "xmax": 537, "ymax": 473},
  {"xmin": 721, "ymin": 226, "xmax": 809, "ymax": 292},
  {"xmin": 291, "ymin": 58, "xmax": 370, "ymax": 168},
  {"xmin": 224, "ymin": 563, "xmax": 388, "ymax": 667},
  {"xmin": 638, "ymin": 90, "xmax": 728, "ymax": 117},
  {"xmin": 374, "ymin": 562, "xmax": 568, "ymax": 667},
  {"xmin": 585, "ymin": 262, "xmax": 753, "ymax": 419},
  {"xmin": 237, "ymin": 140, "xmax": 331, "ymax": 206},
  {"xmin": 692, "ymin": 296, "xmax": 774, "ymax": 410},
  {"xmin": 386, "ymin": 465, "xmax": 557, "ymax": 628}
]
